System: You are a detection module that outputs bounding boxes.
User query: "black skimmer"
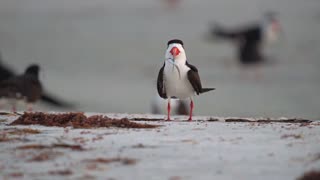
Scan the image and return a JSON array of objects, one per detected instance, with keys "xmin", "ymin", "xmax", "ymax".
[
  {"xmin": 209, "ymin": 13, "xmax": 282, "ymax": 65},
  {"xmin": 0, "ymin": 64, "xmax": 42, "ymax": 112},
  {"xmin": 157, "ymin": 39, "xmax": 215, "ymax": 121},
  {"xmin": 0, "ymin": 53, "xmax": 73, "ymax": 108}
]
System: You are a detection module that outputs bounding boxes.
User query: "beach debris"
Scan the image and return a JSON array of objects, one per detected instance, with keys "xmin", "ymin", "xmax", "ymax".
[
  {"xmin": 49, "ymin": 169, "xmax": 73, "ymax": 176},
  {"xmin": 28, "ymin": 151, "xmax": 63, "ymax": 162},
  {"xmin": 83, "ymin": 157, "xmax": 137, "ymax": 165},
  {"xmin": 280, "ymin": 134, "xmax": 303, "ymax": 139},
  {"xmin": 3, "ymin": 128, "xmax": 41, "ymax": 135},
  {"xmin": 131, "ymin": 143, "xmax": 157, "ymax": 149},
  {"xmin": 0, "ymin": 128, "xmax": 39, "ymax": 143},
  {"xmin": 225, "ymin": 118, "xmax": 311, "ymax": 123},
  {"xmin": 17, "ymin": 143, "xmax": 85, "ymax": 151},
  {"xmin": 130, "ymin": 117, "xmax": 164, "ymax": 121},
  {"xmin": 7, "ymin": 172, "xmax": 24, "ymax": 178},
  {"xmin": 297, "ymin": 170, "xmax": 320, "ymax": 180},
  {"xmin": 181, "ymin": 139, "xmax": 198, "ymax": 144},
  {"xmin": 10, "ymin": 112, "xmax": 160, "ymax": 129},
  {"xmin": 0, "ymin": 135, "xmax": 14, "ymax": 142}
]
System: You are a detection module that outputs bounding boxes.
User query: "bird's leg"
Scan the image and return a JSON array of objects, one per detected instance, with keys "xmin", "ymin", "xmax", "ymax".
[
  {"xmin": 188, "ymin": 98, "xmax": 194, "ymax": 121},
  {"xmin": 0, "ymin": 99, "xmax": 6, "ymax": 110},
  {"xmin": 166, "ymin": 97, "xmax": 171, "ymax": 121},
  {"xmin": 10, "ymin": 101, "xmax": 17, "ymax": 113},
  {"xmin": 26, "ymin": 103, "xmax": 33, "ymax": 112}
]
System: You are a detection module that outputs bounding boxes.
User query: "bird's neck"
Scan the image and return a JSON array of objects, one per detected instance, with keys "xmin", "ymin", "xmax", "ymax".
[
  {"xmin": 176, "ymin": 59, "xmax": 187, "ymax": 67},
  {"xmin": 262, "ymin": 21, "xmax": 279, "ymax": 44},
  {"xmin": 166, "ymin": 57, "xmax": 186, "ymax": 66}
]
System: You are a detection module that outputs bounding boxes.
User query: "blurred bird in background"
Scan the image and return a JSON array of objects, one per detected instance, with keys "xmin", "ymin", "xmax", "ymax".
[
  {"xmin": 0, "ymin": 64, "xmax": 42, "ymax": 112},
  {"xmin": 207, "ymin": 12, "xmax": 282, "ymax": 67},
  {"xmin": 0, "ymin": 52, "xmax": 74, "ymax": 110}
]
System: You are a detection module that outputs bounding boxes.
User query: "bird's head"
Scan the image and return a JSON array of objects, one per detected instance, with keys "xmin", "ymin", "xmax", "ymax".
[
  {"xmin": 267, "ymin": 15, "xmax": 281, "ymax": 32},
  {"xmin": 263, "ymin": 12, "xmax": 283, "ymax": 42},
  {"xmin": 25, "ymin": 64, "xmax": 40, "ymax": 77},
  {"xmin": 165, "ymin": 39, "xmax": 187, "ymax": 64}
]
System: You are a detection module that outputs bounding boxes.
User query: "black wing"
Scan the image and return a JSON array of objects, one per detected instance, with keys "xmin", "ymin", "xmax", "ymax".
[
  {"xmin": 239, "ymin": 38, "xmax": 263, "ymax": 64},
  {"xmin": 0, "ymin": 76, "xmax": 21, "ymax": 98},
  {"xmin": 0, "ymin": 52, "xmax": 15, "ymax": 81},
  {"xmin": 186, "ymin": 61, "xmax": 202, "ymax": 95},
  {"xmin": 0, "ymin": 63, "xmax": 15, "ymax": 81},
  {"xmin": 157, "ymin": 63, "xmax": 167, "ymax": 99}
]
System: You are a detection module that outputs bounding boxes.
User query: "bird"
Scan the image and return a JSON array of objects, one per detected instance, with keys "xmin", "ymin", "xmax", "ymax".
[
  {"xmin": 0, "ymin": 64, "xmax": 42, "ymax": 112},
  {"xmin": 0, "ymin": 52, "xmax": 73, "ymax": 108},
  {"xmin": 157, "ymin": 39, "xmax": 215, "ymax": 121},
  {"xmin": 208, "ymin": 12, "xmax": 282, "ymax": 65}
]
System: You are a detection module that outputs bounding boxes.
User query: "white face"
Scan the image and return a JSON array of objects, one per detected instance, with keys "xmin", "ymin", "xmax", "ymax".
[
  {"xmin": 165, "ymin": 43, "xmax": 187, "ymax": 63},
  {"xmin": 264, "ymin": 20, "xmax": 281, "ymax": 44}
]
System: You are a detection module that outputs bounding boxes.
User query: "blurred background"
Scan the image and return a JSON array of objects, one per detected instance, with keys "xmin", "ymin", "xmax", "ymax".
[{"xmin": 0, "ymin": 0, "xmax": 319, "ymax": 119}]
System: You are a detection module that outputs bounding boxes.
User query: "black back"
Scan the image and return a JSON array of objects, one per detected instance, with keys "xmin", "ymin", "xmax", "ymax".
[
  {"xmin": 212, "ymin": 23, "xmax": 264, "ymax": 64},
  {"xmin": 0, "ymin": 65, "xmax": 42, "ymax": 103},
  {"xmin": 0, "ymin": 59, "xmax": 15, "ymax": 81}
]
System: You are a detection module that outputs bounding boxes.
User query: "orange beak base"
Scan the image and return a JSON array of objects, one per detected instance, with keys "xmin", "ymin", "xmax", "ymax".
[
  {"xmin": 272, "ymin": 20, "xmax": 281, "ymax": 32},
  {"xmin": 170, "ymin": 47, "xmax": 180, "ymax": 57}
]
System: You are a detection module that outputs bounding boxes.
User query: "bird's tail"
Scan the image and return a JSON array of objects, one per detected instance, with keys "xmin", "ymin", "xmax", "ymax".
[{"xmin": 200, "ymin": 88, "xmax": 215, "ymax": 94}]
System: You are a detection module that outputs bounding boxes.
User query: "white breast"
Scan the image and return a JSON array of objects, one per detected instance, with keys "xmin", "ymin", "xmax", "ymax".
[
  {"xmin": 264, "ymin": 25, "xmax": 279, "ymax": 44},
  {"xmin": 164, "ymin": 62, "xmax": 195, "ymax": 99}
]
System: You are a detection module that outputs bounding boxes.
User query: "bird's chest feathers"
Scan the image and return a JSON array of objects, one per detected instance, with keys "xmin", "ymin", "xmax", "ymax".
[
  {"xmin": 264, "ymin": 26, "xmax": 279, "ymax": 44},
  {"xmin": 163, "ymin": 63, "xmax": 194, "ymax": 98},
  {"xmin": 164, "ymin": 63, "xmax": 189, "ymax": 82}
]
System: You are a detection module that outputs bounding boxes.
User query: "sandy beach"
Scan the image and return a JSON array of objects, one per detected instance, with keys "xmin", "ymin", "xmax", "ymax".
[{"xmin": 0, "ymin": 112, "xmax": 320, "ymax": 180}]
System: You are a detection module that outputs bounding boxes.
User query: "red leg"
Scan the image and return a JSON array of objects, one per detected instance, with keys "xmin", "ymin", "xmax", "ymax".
[
  {"xmin": 188, "ymin": 100, "xmax": 194, "ymax": 121},
  {"xmin": 0, "ymin": 100, "xmax": 5, "ymax": 110},
  {"xmin": 27, "ymin": 106, "xmax": 33, "ymax": 112},
  {"xmin": 12, "ymin": 105, "xmax": 17, "ymax": 113},
  {"xmin": 26, "ymin": 103, "xmax": 33, "ymax": 112},
  {"xmin": 166, "ymin": 101, "xmax": 171, "ymax": 121}
]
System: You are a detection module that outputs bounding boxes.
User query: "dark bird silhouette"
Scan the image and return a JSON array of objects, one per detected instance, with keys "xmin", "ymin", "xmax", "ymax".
[
  {"xmin": 209, "ymin": 13, "xmax": 281, "ymax": 65},
  {"xmin": 0, "ymin": 64, "xmax": 42, "ymax": 112},
  {"xmin": 0, "ymin": 53, "xmax": 73, "ymax": 108},
  {"xmin": 157, "ymin": 39, "xmax": 215, "ymax": 121}
]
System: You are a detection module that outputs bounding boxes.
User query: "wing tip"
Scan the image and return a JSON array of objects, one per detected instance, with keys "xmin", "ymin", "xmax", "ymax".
[{"xmin": 201, "ymin": 88, "xmax": 216, "ymax": 94}]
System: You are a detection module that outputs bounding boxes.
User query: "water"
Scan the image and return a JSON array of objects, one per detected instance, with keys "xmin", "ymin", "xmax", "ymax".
[{"xmin": 0, "ymin": 0, "xmax": 319, "ymax": 119}]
